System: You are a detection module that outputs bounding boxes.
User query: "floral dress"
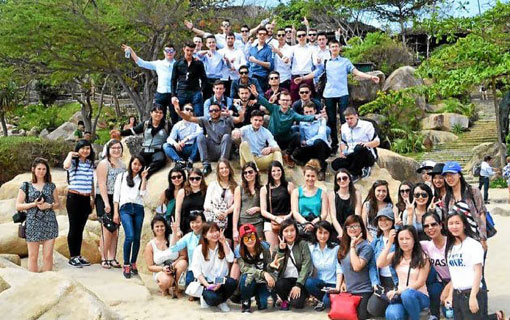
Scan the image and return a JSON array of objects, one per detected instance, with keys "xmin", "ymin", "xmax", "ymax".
[{"xmin": 22, "ymin": 182, "xmax": 58, "ymax": 242}]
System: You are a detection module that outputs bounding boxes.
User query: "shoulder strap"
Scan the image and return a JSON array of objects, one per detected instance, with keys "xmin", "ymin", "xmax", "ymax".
[
  {"xmin": 268, "ymin": 185, "xmax": 273, "ymax": 215},
  {"xmin": 23, "ymin": 182, "xmax": 29, "ymax": 203},
  {"xmin": 406, "ymin": 265, "xmax": 412, "ymax": 287}
]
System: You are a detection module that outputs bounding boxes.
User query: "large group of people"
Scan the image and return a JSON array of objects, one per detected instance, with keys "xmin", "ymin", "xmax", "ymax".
[{"xmin": 14, "ymin": 16, "xmax": 506, "ymax": 320}]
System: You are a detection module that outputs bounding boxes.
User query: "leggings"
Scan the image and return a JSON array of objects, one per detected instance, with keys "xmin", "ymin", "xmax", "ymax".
[
  {"xmin": 66, "ymin": 193, "xmax": 92, "ymax": 257},
  {"xmin": 119, "ymin": 203, "xmax": 145, "ymax": 265},
  {"xmin": 274, "ymin": 278, "xmax": 308, "ymax": 309}
]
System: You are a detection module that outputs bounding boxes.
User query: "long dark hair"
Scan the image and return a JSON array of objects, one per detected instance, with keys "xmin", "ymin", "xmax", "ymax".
[
  {"xmin": 73, "ymin": 139, "xmax": 95, "ymax": 171},
  {"xmin": 311, "ymin": 220, "xmax": 336, "ymax": 249},
  {"xmin": 165, "ymin": 167, "xmax": 186, "ymax": 201},
  {"xmin": 364, "ymin": 180, "xmax": 393, "ymax": 224},
  {"xmin": 200, "ymin": 222, "xmax": 225, "ymax": 261},
  {"xmin": 279, "ymin": 218, "xmax": 301, "ymax": 245},
  {"xmin": 412, "ymin": 183, "xmax": 433, "ymax": 209},
  {"xmin": 239, "ymin": 227, "xmax": 263, "ymax": 264},
  {"xmin": 334, "ymin": 169, "xmax": 357, "ymax": 208},
  {"xmin": 151, "ymin": 215, "xmax": 171, "ymax": 246},
  {"xmin": 396, "ymin": 181, "xmax": 414, "ymax": 213},
  {"xmin": 422, "ymin": 210, "xmax": 445, "ymax": 236},
  {"xmin": 444, "ymin": 172, "xmax": 474, "ymax": 212},
  {"xmin": 105, "ymin": 139, "xmax": 122, "ymax": 165},
  {"xmin": 241, "ymin": 161, "xmax": 261, "ymax": 195},
  {"xmin": 216, "ymin": 159, "xmax": 237, "ymax": 194},
  {"xmin": 338, "ymin": 215, "xmax": 367, "ymax": 261},
  {"xmin": 127, "ymin": 155, "xmax": 145, "ymax": 187},
  {"xmin": 267, "ymin": 161, "xmax": 288, "ymax": 189},
  {"xmin": 31, "ymin": 157, "xmax": 52, "ymax": 183},
  {"xmin": 445, "ymin": 212, "xmax": 479, "ymax": 264},
  {"xmin": 392, "ymin": 225, "xmax": 426, "ymax": 269},
  {"xmin": 184, "ymin": 168, "xmax": 207, "ymax": 195}
]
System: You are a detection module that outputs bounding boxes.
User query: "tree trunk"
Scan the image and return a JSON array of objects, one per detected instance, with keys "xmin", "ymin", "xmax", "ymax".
[
  {"xmin": 0, "ymin": 111, "xmax": 8, "ymax": 137},
  {"xmin": 492, "ymin": 77, "xmax": 506, "ymax": 166},
  {"xmin": 111, "ymin": 85, "xmax": 122, "ymax": 118}
]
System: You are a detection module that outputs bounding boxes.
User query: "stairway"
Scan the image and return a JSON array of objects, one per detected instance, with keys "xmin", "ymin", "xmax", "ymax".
[{"xmin": 414, "ymin": 98, "xmax": 498, "ymax": 184}]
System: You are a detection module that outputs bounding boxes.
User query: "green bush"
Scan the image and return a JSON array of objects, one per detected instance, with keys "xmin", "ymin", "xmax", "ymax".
[
  {"xmin": 490, "ymin": 177, "xmax": 507, "ymax": 188},
  {"xmin": 0, "ymin": 136, "xmax": 72, "ymax": 185},
  {"xmin": 436, "ymin": 98, "xmax": 477, "ymax": 120},
  {"xmin": 10, "ymin": 102, "xmax": 81, "ymax": 131},
  {"xmin": 390, "ymin": 129, "xmax": 426, "ymax": 154},
  {"xmin": 343, "ymin": 32, "xmax": 414, "ymax": 75}
]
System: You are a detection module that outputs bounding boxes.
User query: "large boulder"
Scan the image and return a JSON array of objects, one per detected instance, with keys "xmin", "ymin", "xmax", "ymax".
[
  {"xmin": 0, "ymin": 169, "xmax": 68, "ymax": 200},
  {"xmin": 39, "ymin": 128, "xmax": 50, "ymax": 138},
  {"xmin": 0, "ymin": 267, "xmax": 120, "ymax": 319},
  {"xmin": 0, "ymin": 254, "xmax": 21, "ymax": 266},
  {"xmin": 465, "ymin": 142, "xmax": 504, "ymax": 174},
  {"xmin": 421, "ymin": 130, "xmax": 458, "ymax": 146},
  {"xmin": 0, "ymin": 222, "xmax": 28, "ymax": 256},
  {"xmin": 54, "ymin": 230, "xmax": 101, "ymax": 264},
  {"xmin": 383, "ymin": 66, "xmax": 426, "ymax": 112},
  {"xmin": 46, "ymin": 121, "xmax": 77, "ymax": 141},
  {"xmin": 123, "ymin": 135, "xmax": 143, "ymax": 159},
  {"xmin": 376, "ymin": 149, "xmax": 420, "ymax": 184},
  {"xmin": 349, "ymin": 71, "xmax": 385, "ymax": 106},
  {"xmin": 420, "ymin": 113, "xmax": 469, "ymax": 131},
  {"xmin": 69, "ymin": 111, "xmax": 83, "ymax": 124},
  {"xmin": 0, "ymin": 199, "xmax": 16, "ymax": 224}
]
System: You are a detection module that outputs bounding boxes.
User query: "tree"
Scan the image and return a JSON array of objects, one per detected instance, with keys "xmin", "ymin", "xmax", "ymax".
[{"xmin": 417, "ymin": 1, "xmax": 510, "ymax": 165}]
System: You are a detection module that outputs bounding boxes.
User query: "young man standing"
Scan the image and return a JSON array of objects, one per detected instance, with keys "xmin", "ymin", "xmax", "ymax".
[
  {"xmin": 479, "ymin": 155, "xmax": 496, "ymax": 204},
  {"xmin": 171, "ymin": 43, "xmax": 208, "ymax": 117},
  {"xmin": 287, "ymin": 28, "xmax": 315, "ymax": 102},
  {"xmin": 122, "ymin": 43, "xmax": 176, "ymax": 123},
  {"xmin": 218, "ymin": 32, "xmax": 247, "ymax": 97},
  {"xmin": 233, "ymin": 110, "xmax": 282, "ymax": 171},
  {"xmin": 247, "ymin": 28, "xmax": 274, "ymax": 93},
  {"xmin": 203, "ymin": 80, "xmax": 234, "ymax": 118},
  {"xmin": 197, "ymin": 35, "xmax": 228, "ymax": 100},
  {"xmin": 295, "ymin": 39, "xmax": 380, "ymax": 152},
  {"xmin": 270, "ymin": 29, "xmax": 292, "ymax": 90},
  {"xmin": 331, "ymin": 107, "xmax": 380, "ymax": 182},
  {"xmin": 313, "ymin": 32, "xmax": 330, "ymax": 67}
]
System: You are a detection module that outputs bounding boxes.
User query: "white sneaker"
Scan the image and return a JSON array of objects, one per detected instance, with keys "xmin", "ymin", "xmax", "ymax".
[
  {"xmin": 218, "ymin": 302, "xmax": 230, "ymax": 312},
  {"xmin": 200, "ymin": 296, "xmax": 209, "ymax": 309}
]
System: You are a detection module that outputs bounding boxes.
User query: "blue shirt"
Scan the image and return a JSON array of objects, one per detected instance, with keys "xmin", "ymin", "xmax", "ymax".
[
  {"xmin": 171, "ymin": 231, "xmax": 201, "ymax": 264},
  {"xmin": 247, "ymin": 43, "xmax": 274, "ymax": 77},
  {"xmin": 230, "ymin": 78, "xmax": 263, "ymax": 99},
  {"xmin": 240, "ymin": 125, "xmax": 279, "ymax": 157},
  {"xmin": 200, "ymin": 51, "xmax": 227, "ymax": 79},
  {"xmin": 299, "ymin": 118, "xmax": 330, "ymax": 147},
  {"xmin": 136, "ymin": 58, "xmax": 175, "ymax": 94},
  {"xmin": 309, "ymin": 243, "xmax": 341, "ymax": 285},
  {"xmin": 67, "ymin": 159, "xmax": 94, "ymax": 194},
  {"xmin": 314, "ymin": 56, "xmax": 354, "ymax": 98},
  {"xmin": 166, "ymin": 120, "xmax": 202, "ymax": 146},
  {"xmin": 369, "ymin": 235, "xmax": 398, "ymax": 286}
]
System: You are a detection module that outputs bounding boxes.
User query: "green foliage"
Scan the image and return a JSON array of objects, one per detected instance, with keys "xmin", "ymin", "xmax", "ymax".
[
  {"xmin": 10, "ymin": 103, "xmax": 81, "ymax": 131},
  {"xmin": 489, "ymin": 177, "xmax": 507, "ymax": 189},
  {"xmin": 436, "ymin": 98, "xmax": 477, "ymax": 119},
  {"xmin": 0, "ymin": 136, "xmax": 72, "ymax": 184},
  {"xmin": 390, "ymin": 129, "xmax": 426, "ymax": 154},
  {"xmin": 343, "ymin": 32, "xmax": 413, "ymax": 75},
  {"xmin": 450, "ymin": 123, "xmax": 464, "ymax": 135}
]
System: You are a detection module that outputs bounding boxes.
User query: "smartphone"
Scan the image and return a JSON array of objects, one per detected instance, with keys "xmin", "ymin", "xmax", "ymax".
[{"xmin": 214, "ymin": 277, "xmax": 226, "ymax": 285}]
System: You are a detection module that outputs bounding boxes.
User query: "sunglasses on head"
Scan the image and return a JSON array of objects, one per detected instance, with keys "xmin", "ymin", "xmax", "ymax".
[
  {"xmin": 414, "ymin": 192, "xmax": 429, "ymax": 199},
  {"xmin": 171, "ymin": 174, "xmax": 183, "ymax": 180},
  {"xmin": 189, "ymin": 176, "xmax": 202, "ymax": 182},
  {"xmin": 337, "ymin": 175, "xmax": 349, "ymax": 182},
  {"xmin": 242, "ymin": 233, "xmax": 256, "ymax": 242}
]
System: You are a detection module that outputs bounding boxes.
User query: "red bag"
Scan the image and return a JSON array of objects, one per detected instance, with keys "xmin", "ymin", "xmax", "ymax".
[{"xmin": 328, "ymin": 293, "xmax": 362, "ymax": 320}]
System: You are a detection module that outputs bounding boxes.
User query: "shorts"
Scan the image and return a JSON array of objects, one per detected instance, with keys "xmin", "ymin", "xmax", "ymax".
[
  {"xmin": 263, "ymin": 222, "xmax": 272, "ymax": 233},
  {"xmin": 153, "ymin": 271, "xmax": 163, "ymax": 282}
]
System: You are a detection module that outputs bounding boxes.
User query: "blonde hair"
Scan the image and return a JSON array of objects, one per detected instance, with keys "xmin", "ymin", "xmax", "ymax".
[{"xmin": 304, "ymin": 159, "xmax": 321, "ymax": 174}]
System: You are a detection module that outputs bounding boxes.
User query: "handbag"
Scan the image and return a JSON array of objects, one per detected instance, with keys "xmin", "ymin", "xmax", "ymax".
[
  {"xmin": 485, "ymin": 211, "xmax": 497, "ymax": 238},
  {"xmin": 18, "ymin": 221, "xmax": 27, "ymax": 239},
  {"xmin": 102, "ymin": 213, "xmax": 119, "ymax": 233},
  {"xmin": 185, "ymin": 280, "xmax": 203, "ymax": 297},
  {"xmin": 328, "ymin": 292, "xmax": 362, "ymax": 320},
  {"xmin": 12, "ymin": 182, "xmax": 30, "ymax": 224},
  {"xmin": 178, "ymin": 269, "xmax": 187, "ymax": 291}
]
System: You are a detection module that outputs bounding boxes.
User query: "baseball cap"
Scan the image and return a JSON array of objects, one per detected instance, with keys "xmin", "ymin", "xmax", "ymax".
[
  {"xmin": 373, "ymin": 206, "xmax": 394, "ymax": 223},
  {"xmin": 442, "ymin": 161, "xmax": 462, "ymax": 175},
  {"xmin": 239, "ymin": 224, "xmax": 257, "ymax": 239},
  {"xmin": 417, "ymin": 160, "xmax": 436, "ymax": 173}
]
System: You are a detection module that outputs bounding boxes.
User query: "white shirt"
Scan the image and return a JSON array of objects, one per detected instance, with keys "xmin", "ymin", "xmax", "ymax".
[
  {"xmin": 287, "ymin": 44, "xmax": 314, "ymax": 75},
  {"xmin": 273, "ymin": 44, "xmax": 292, "ymax": 82},
  {"xmin": 283, "ymin": 244, "xmax": 299, "ymax": 279},
  {"xmin": 480, "ymin": 161, "xmax": 494, "ymax": 177},
  {"xmin": 447, "ymin": 237, "xmax": 484, "ymax": 290},
  {"xmin": 191, "ymin": 243, "xmax": 234, "ymax": 282},
  {"xmin": 340, "ymin": 119, "xmax": 379, "ymax": 158},
  {"xmin": 218, "ymin": 47, "xmax": 246, "ymax": 80},
  {"xmin": 113, "ymin": 172, "xmax": 145, "ymax": 208},
  {"xmin": 313, "ymin": 47, "xmax": 331, "ymax": 67}
]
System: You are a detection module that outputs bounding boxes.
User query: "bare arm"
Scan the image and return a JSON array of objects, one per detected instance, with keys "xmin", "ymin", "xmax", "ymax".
[
  {"xmin": 350, "ymin": 247, "xmax": 368, "ymax": 272},
  {"xmin": 291, "ymin": 188, "xmax": 306, "ymax": 224},
  {"xmin": 352, "ymin": 68, "xmax": 380, "ymax": 83},
  {"xmin": 328, "ymin": 191, "xmax": 343, "ymax": 237},
  {"xmin": 232, "ymin": 186, "xmax": 242, "ymax": 241},
  {"xmin": 184, "ymin": 20, "xmax": 206, "ymax": 37},
  {"xmin": 96, "ymin": 161, "xmax": 110, "ymax": 210},
  {"xmin": 403, "ymin": 259, "xmax": 430, "ymax": 291},
  {"xmin": 354, "ymin": 190, "xmax": 362, "ymax": 215},
  {"xmin": 319, "ymin": 189, "xmax": 329, "ymax": 221},
  {"xmin": 15, "ymin": 186, "xmax": 36, "ymax": 211},
  {"xmin": 173, "ymin": 99, "xmax": 200, "ymax": 123},
  {"xmin": 174, "ymin": 189, "xmax": 185, "ymax": 232}
]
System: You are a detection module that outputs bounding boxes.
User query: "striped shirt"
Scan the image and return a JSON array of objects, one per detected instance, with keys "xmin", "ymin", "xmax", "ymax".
[{"xmin": 67, "ymin": 159, "xmax": 94, "ymax": 194}]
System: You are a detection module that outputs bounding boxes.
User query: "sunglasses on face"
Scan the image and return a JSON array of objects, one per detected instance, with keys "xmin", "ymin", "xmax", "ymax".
[
  {"xmin": 189, "ymin": 176, "xmax": 202, "ymax": 182},
  {"xmin": 209, "ymin": 109, "xmax": 220, "ymax": 113},
  {"xmin": 297, "ymin": 34, "xmax": 306, "ymax": 38},
  {"xmin": 308, "ymin": 33, "xmax": 317, "ymax": 36},
  {"xmin": 424, "ymin": 222, "xmax": 439, "ymax": 229},
  {"xmin": 269, "ymin": 77, "xmax": 279, "ymax": 80},
  {"xmin": 414, "ymin": 192, "xmax": 429, "ymax": 199},
  {"xmin": 337, "ymin": 176, "xmax": 349, "ymax": 182},
  {"xmin": 285, "ymin": 30, "xmax": 292, "ymax": 33},
  {"xmin": 258, "ymin": 33, "xmax": 267, "ymax": 36},
  {"xmin": 242, "ymin": 233, "xmax": 256, "ymax": 242},
  {"xmin": 276, "ymin": 34, "xmax": 285, "ymax": 38},
  {"xmin": 164, "ymin": 48, "xmax": 175, "ymax": 53},
  {"xmin": 400, "ymin": 189, "xmax": 411, "ymax": 194},
  {"xmin": 243, "ymin": 169, "xmax": 255, "ymax": 176},
  {"xmin": 171, "ymin": 174, "xmax": 183, "ymax": 180},
  {"xmin": 239, "ymin": 71, "xmax": 249, "ymax": 75},
  {"xmin": 241, "ymin": 29, "xmax": 249, "ymax": 33},
  {"xmin": 299, "ymin": 91, "xmax": 310, "ymax": 94},
  {"xmin": 184, "ymin": 108, "xmax": 193, "ymax": 112}
]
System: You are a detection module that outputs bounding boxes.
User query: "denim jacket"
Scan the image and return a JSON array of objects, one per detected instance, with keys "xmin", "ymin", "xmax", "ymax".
[{"xmin": 369, "ymin": 235, "xmax": 398, "ymax": 286}]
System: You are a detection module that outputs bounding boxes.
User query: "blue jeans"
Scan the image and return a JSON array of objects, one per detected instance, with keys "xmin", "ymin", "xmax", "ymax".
[
  {"xmin": 185, "ymin": 270, "xmax": 194, "ymax": 287},
  {"xmin": 202, "ymin": 277, "xmax": 237, "ymax": 306},
  {"xmin": 163, "ymin": 142, "xmax": 199, "ymax": 162},
  {"xmin": 176, "ymin": 90, "xmax": 204, "ymax": 117},
  {"xmin": 427, "ymin": 267, "xmax": 446, "ymax": 318},
  {"xmin": 155, "ymin": 92, "xmax": 178, "ymax": 125},
  {"xmin": 119, "ymin": 203, "xmax": 144, "ymax": 265},
  {"xmin": 478, "ymin": 176, "xmax": 490, "ymax": 202},
  {"xmin": 385, "ymin": 288, "xmax": 430, "ymax": 320},
  {"xmin": 305, "ymin": 277, "xmax": 335, "ymax": 307},
  {"xmin": 324, "ymin": 95, "xmax": 349, "ymax": 149},
  {"xmin": 239, "ymin": 274, "xmax": 272, "ymax": 309}
]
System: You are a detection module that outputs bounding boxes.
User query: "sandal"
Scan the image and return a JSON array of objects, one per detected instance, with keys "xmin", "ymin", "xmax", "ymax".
[
  {"xmin": 109, "ymin": 259, "xmax": 122, "ymax": 268},
  {"xmin": 101, "ymin": 260, "xmax": 111, "ymax": 269}
]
